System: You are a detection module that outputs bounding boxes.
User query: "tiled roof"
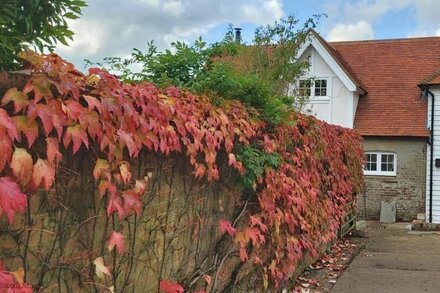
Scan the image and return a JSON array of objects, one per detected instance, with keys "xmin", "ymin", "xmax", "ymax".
[{"xmin": 327, "ymin": 36, "xmax": 440, "ymax": 137}]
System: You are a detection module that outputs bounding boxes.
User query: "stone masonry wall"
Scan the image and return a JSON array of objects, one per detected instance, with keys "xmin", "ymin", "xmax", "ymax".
[
  {"xmin": 356, "ymin": 137, "xmax": 427, "ymax": 221},
  {"xmin": 0, "ymin": 150, "xmax": 246, "ymax": 292}
]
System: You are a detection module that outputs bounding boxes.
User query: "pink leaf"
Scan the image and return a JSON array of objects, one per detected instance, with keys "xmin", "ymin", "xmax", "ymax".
[
  {"xmin": 108, "ymin": 231, "xmax": 126, "ymax": 254},
  {"xmin": 46, "ymin": 137, "xmax": 62, "ymax": 164},
  {"xmin": 203, "ymin": 274, "xmax": 212, "ymax": 285},
  {"xmin": 159, "ymin": 280, "xmax": 184, "ymax": 293},
  {"xmin": 117, "ymin": 129, "xmax": 138, "ymax": 157},
  {"xmin": 239, "ymin": 247, "xmax": 248, "ymax": 262},
  {"xmin": 228, "ymin": 153, "xmax": 237, "ymax": 166},
  {"xmin": 63, "ymin": 125, "xmax": 89, "ymax": 154},
  {"xmin": 0, "ymin": 177, "xmax": 27, "ymax": 224},
  {"xmin": 83, "ymin": 95, "xmax": 103, "ymax": 113},
  {"xmin": 107, "ymin": 194, "xmax": 124, "ymax": 218},
  {"xmin": 32, "ymin": 159, "xmax": 55, "ymax": 190},
  {"xmin": 219, "ymin": 219, "xmax": 236, "ymax": 236},
  {"xmin": 0, "ymin": 108, "xmax": 18, "ymax": 141},
  {"xmin": 0, "ymin": 137, "xmax": 12, "ymax": 172}
]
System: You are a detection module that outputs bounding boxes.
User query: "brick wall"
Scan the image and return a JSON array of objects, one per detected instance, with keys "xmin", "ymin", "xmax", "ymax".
[{"xmin": 356, "ymin": 137, "xmax": 427, "ymax": 221}]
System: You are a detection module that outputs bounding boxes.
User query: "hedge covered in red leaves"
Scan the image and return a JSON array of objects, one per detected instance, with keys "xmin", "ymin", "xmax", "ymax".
[{"xmin": 0, "ymin": 51, "xmax": 363, "ymax": 291}]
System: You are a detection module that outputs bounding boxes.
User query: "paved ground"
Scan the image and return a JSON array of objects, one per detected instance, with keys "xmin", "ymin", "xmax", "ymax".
[{"xmin": 332, "ymin": 222, "xmax": 440, "ymax": 293}]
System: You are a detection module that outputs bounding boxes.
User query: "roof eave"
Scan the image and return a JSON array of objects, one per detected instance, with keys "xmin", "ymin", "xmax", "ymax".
[
  {"xmin": 297, "ymin": 29, "xmax": 362, "ymax": 94},
  {"xmin": 357, "ymin": 86, "xmax": 366, "ymax": 95}
]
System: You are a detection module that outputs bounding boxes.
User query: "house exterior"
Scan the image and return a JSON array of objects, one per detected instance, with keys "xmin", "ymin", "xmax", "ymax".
[{"xmin": 298, "ymin": 29, "xmax": 440, "ymax": 222}]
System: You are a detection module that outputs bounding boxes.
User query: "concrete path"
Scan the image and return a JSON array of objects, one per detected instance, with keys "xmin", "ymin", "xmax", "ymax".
[{"xmin": 331, "ymin": 222, "xmax": 440, "ymax": 293}]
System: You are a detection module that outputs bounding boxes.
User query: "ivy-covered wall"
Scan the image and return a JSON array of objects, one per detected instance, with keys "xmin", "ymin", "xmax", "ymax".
[{"xmin": 0, "ymin": 52, "xmax": 364, "ymax": 292}]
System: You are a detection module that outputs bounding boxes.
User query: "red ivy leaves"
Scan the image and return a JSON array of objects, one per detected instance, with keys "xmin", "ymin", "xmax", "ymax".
[
  {"xmin": 108, "ymin": 231, "xmax": 126, "ymax": 254},
  {"xmin": 219, "ymin": 219, "xmax": 236, "ymax": 236},
  {"xmin": 0, "ymin": 52, "xmax": 363, "ymax": 289},
  {"xmin": 32, "ymin": 159, "xmax": 55, "ymax": 190},
  {"xmin": 0, "ymin": 177, "xmax": 27, "ymax": 224},
  {"xmin": 160, "ymin": 280, "xmax": 184, "ymax": 293},
  {"xmin": 0, "ymin": 261, "xmax": 32, "ymax": 293},
  {"xmin": 10, "ymin": 148, "xmax": 33, "ymax": 186}
]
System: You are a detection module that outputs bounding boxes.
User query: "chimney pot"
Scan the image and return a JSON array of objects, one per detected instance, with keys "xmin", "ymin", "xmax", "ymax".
[{"xmin": 234, "ymin": 28, "xmax": 242, "ymax": 43}]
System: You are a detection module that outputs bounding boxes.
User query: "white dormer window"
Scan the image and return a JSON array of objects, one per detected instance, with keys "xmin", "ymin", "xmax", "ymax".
[{"xmin": 299, "ymin": 78, "xmax": 329, "ymax": 99}]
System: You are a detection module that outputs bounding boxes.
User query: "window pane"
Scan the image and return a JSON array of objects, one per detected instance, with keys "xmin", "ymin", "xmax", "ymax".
[
  {"xmin": 315, "ymin": 87, "xmax": 321, "ymax": 96},
  {"xmin": 380, "ymin": 154, "xmax": 395, "ymax": 172},
  {"xmin": 314, "ymin": 79, "xmax": 327, "ymax": 97},
  {"xmin": 365, "ymin": 153, "xmax": 378, "ymax": 171},
  {"xmin": 299, "ymin": 80, "xmax": 311, "ymax": 96}
]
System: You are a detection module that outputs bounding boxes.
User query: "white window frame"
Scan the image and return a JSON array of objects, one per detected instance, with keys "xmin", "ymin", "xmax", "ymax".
[
  {"xmin": 364, "ymin": 152, "xmax": 397, "ymax": 176},
  {"xmin": 298, "ymin": 77, "xmax": 330, "ymax": 102}
]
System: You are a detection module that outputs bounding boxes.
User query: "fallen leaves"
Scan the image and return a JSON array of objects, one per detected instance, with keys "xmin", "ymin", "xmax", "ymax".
[{"xmin": 293, "ymin": 239, "xmax": 361, "ymax": 292}]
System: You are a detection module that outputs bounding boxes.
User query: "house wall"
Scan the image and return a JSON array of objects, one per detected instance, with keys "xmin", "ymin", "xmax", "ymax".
[
  {"xmin": 299, "ymin": 46, "xmax": 355, "ymax": 128},
  {"xmin": 357, "ymin": 137, "xmax": 426, "ymax": 221},
  {"xmin": 426, "ymin": 86, "xmax": 440, "ymax": 223}
]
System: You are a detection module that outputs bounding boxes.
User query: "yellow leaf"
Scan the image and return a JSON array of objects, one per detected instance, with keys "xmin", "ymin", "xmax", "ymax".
[
  {"xmin": 263, "ymin": 273, "xmax": 269, "ymax": 289},
  {"xmin": 11, "ymin": 267, "xmax": 25, "ymax": 284}
]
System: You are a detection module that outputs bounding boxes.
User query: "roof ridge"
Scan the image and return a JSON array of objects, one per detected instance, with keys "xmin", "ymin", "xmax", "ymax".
[{"xmin": 329, "ymin": 35, "xmax": 440, "ymax": 45}]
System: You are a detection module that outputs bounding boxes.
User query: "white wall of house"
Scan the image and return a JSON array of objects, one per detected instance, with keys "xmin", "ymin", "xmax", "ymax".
[
  {"xmin": 426, "ymin": 86, "xmax": 440, "ymax": 223},
  {"xmin": 299, "ymin": 46, "xmax": 356, "ymax": 129}
]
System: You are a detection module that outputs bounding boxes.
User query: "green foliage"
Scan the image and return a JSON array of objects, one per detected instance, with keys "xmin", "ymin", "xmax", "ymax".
[
  {"xmin": 193, "ymin": 62, "xmax": 290, "ymax": 124},
  {"xmin": 236, "ymin": 145, "xmax": 281, "ymax": 189},
  {"xmin": 0, "ymin": 0, "xmax": 86, "ymax": 70},
  {"xmin": 94, "ymin": 14, "xmax": 326, "ymax": 125}
]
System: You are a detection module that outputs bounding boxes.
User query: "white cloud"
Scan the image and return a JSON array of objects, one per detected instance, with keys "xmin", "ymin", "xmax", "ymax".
[
  {"xmin": 323, "ymin": 0, "xmax": 440, "ymax": 40},
  {"xmin": 327, "ymin": 21, "xmax": 374, "ymax": 42},
  {"xmin": 243, "ymin": 0, "xmax": 283, "ymax": 24},
  {"xmin": 410, "ymin": 27, "xmax": 440, "ymax": 38},
  {"xmin": 57, "ymin": 19, "xmax": 108, "ymax": 56},
  {"xmin": 55, "ymin": 0, "xmax": 285, "ymax": 69},
  {"xmin": 163, "ymin": 0, "xmax": 184, "ymax": 17}
]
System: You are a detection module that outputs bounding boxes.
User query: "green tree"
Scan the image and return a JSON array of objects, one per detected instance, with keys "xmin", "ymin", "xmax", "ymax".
[
  {"xmin": 0, "ymin": 0, "xmax": 86, "ymax": 70},
  {"xmin": 95, "ymin": 15, "xmax": 323, "ymax": 124}
]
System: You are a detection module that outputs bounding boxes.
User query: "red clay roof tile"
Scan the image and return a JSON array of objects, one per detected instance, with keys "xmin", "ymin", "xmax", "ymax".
[{"xmin": 326, "ymin": 36, "xmax": 440, "ymax": 137}]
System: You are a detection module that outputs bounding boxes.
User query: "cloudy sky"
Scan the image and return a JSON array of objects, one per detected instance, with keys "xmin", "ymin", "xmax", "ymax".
[{"xmin": 56, "ymin": 0, "xmax": 440, "ymax": 69}]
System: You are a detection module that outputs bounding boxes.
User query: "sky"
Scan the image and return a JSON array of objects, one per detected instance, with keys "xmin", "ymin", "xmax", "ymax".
[{"xmin": 55, "ymin": 0, "xmax": 440, "ymax": 69}]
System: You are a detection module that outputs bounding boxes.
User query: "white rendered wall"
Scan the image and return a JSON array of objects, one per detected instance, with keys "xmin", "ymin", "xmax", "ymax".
[
  {"xmin": 426, "ymin": 86, "xmax": 440, "ymax": 223},
  {"xmin": 299, "ymin": 46, "xmax": 355, "ymax": 129}
]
